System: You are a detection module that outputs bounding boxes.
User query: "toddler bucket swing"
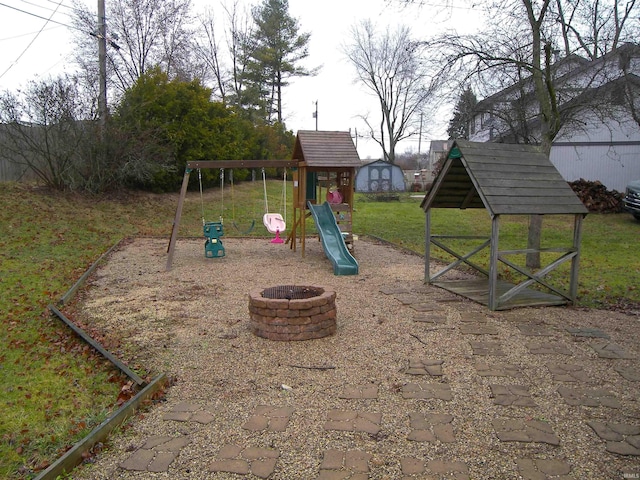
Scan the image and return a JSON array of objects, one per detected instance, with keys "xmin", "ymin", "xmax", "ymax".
[
  {"xmin": 262, "ymin": 167, "xmax": 287, "ymax": 244},
  {"xmin": 199, "ymin": 168, "xmax": 225, "ymax": 258}
]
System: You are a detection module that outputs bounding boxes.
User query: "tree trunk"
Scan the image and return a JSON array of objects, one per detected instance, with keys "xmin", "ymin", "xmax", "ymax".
[{"xmin": 526, "ymin": 215, "xmax": 542, "ymax": 269}]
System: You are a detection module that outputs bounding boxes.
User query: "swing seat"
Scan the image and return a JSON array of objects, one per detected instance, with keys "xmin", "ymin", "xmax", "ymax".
[
  {"xmin": 263, "ymin": 213, "xmax": 286, "ymax": 234},
  {"xmin": 233, "ymin": 219, "xmax": 256, "ymax": 234}
]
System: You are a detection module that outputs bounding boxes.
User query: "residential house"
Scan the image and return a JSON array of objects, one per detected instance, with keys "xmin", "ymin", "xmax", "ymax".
[{"xmin": 468, "ymin": 43, "xmax": 640, "ymax": 192}]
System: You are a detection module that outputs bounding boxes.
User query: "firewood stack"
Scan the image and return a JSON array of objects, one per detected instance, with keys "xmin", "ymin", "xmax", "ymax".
[{"xmin": 568, "ymin": 179, "xmax": 623, "ymax": 213}]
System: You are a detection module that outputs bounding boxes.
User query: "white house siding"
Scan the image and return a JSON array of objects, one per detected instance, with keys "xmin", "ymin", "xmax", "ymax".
[
  {"xmin": 550, "ymin": 143, "xmax": 640, "ymax": 192},
  {"xmin": 550, "ymin": 111, "xmax": 640, "ymax": 191}
]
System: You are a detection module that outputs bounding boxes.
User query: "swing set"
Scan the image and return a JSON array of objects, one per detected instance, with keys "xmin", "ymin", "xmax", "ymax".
[{"xmin": 167, "ymin": 159, "xmax": 298, "ymax": 270}]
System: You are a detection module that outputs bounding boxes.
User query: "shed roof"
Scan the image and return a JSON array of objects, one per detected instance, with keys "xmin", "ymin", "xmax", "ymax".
[
  {"xmin": 293, "ymin": 130, "xmax": 361, "ymax": 168},
  {"xmin": 420, "ymin": 139, "xmax": 588, "ymax": 216},
  {"xmin": 358, "ymin": 159, "xmax": 402, "ymax": 169}
]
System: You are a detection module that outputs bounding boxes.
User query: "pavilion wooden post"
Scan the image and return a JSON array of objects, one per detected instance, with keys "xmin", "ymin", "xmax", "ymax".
[
  {"xmin": 424, "ymin": 209, "xmax": 431, "ymax": 283},
  {"xmin": 569, "ymin": 214, "xmax": 585, "ymax": 302},
  {"xmin": 488, "ymin": 216, "xmax": 500, "ymax": 311}
]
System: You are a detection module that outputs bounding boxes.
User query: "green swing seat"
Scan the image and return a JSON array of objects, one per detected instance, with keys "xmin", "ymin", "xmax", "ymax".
[{"xmin": 203, "ymin": 221, "xmax": 225, "ymax": 258}]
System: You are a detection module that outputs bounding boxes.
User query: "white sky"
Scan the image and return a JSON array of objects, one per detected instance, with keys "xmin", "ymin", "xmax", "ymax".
[{"xmin": 0, "ymin": 0, "xmax": 481, "ymax": 159}]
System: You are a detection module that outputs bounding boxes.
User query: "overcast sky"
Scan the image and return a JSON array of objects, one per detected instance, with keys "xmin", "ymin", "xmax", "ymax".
[{"xmin": 0, "ymin": 0, "xmax": 481, "ymax": 159}]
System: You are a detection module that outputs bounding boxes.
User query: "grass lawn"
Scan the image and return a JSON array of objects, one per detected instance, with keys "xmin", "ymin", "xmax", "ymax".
[{"xmin": 0, "ymin": 181, "xmax": 637, "ymax": 478}]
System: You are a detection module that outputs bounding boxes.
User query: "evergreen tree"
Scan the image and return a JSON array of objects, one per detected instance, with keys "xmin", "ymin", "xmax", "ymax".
[
  {"xmin": 447, "ymin": 87, "xmax": 477, "ymax": 140},
  {"xmin": 245, "ymin": 0, "xmax": 315, "ymax": 124}
]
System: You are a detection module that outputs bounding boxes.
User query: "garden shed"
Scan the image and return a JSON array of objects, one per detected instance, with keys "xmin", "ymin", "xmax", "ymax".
[
  {"xmin": 420, "ymin": 139, "xmax": 588, "ymax": 310},
  {"xmin": 355, "ymin": 159, "xmax": 406, "ymax": 193}
]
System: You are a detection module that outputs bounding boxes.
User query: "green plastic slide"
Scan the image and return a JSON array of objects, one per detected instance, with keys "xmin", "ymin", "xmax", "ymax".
[{"xmin": 307, "ymin": 201, "xmax": 359, "ymax": 275}]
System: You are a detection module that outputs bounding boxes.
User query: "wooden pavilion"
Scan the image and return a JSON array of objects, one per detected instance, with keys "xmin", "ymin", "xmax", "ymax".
[
  {"xmin": 421, "ymin": 139, "xmax": 588, "ymax": 310},
  {"xmin": 288, "ymin": 130, "xmax": 361, "ymax": 254}
]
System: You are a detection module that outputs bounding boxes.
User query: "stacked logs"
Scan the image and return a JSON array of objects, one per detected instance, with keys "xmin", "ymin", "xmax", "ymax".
[{"xmin": 568, "ymin": 179, "xmax": 623, "ymax": 213}]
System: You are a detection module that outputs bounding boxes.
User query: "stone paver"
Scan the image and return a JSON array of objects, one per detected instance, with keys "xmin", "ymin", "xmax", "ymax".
[
  {"xmin": 412, "ymin": 313, "xmax": 447, "ymax": 324},
  {"xmin": 242, "ymin": 405, "xmax": 295, "ymax": 432},
  {"xmin": 460, "ymin": 323, "xmax": 499, "ymax": 335},
  {"xmin": 490, "ymin": 384, "xmax": 537, "ymax": 407},
  {"xmin": 393, "ymin": 294, "xmax": 421, "ymax": 305},
  {"xmin": 547, "ymin": 363, "xmax": 591, "ymax": 382},
  {"xmin": 119, "ymin": 435, "xmax": 190, "ymax": 472},
  {"xmin": 516, "ymin": 323, "xmax": 555, "ymax": 336},
  {"xmin": 469, "ymin": 340, "xmax": 506, "ymax": 356},
  {"xmin": 557, "ymin": 386, "xmax": 621, "ymax": 408},
  {"xmin": 410, "ymin": 303, "xmax": 443, "ymax": 312},
  {"xmin": 318, "ymin": 449, "xmax": 372, "ymax": 479},
  {"xmin": 526, "ymin": 341, "xmax": 573, "ymax": 355},
  {"xmin": 516, "ymin": 458, "xmax": 572, "ymax": 479},
  {"xmin": 615, "ymin": 365, "xmax": 640, "ymax": 381},
  {"xmin": 402, "ymin": 382, "xmax": 452, "ymax": 401},
  {"xmin": 590, "ymin": 341, "xmax": 634, "ymax": 359},
  {"xmin": 162, "ymin": 401, "xmax": 216, "ymax": 424},
  {"xmin": 566, "ymin": 327, "xmax": 610, "ymax": 339},
  {"xmin": 209, "ymin": 444, "xmax": 279, "ymax": 479},
  {"xmin": 339, "ymin": 385, "xmax": 379, "ymax": 399},
  {"xmin": 587, "ymin": 421, "xmax": 640, "ymax": 456},
  {"xmin": 400, "ymin": 457, "xmax": 469, "ymax": 479},
  {"xmin": 405, "ymin": 358, "xmax": 444, "ymax": 376},
  {"xmin": 324, "ymin": 409, "xmax": 382, "ymax": 435},
  {"xmin": 407, "ymin": 412, "xmax": 455, "ymax": 443},
  {"xmin": 474, "ymin": 360, "xmax": 522, "ymax": 378},
  {"xmin": 459, "ymin": 312, "xmax": 488, "ymax": 323},
  {"xmin": 492, "ymin": 418, "xmax": 560, "ymax": 445}
]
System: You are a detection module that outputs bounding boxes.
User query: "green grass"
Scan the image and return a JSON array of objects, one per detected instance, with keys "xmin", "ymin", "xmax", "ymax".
[{"xmin": 0, "ymin": 181, "xmax": 637, "ymax": 478}]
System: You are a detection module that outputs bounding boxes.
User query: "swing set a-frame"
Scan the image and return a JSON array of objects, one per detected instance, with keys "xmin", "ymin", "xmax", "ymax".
[
  {"xmin": 166, "ymin": 130, "xmax": 363, "ymax": 272},
  {"xmin": 166, "ymin": 159, "xmax": 298, "ymax": 271}
]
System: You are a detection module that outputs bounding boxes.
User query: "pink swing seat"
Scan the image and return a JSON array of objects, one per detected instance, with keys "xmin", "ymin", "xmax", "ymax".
[{"xmin": 263, "ymin": 213, "xmax": 285, "ymax": 234}]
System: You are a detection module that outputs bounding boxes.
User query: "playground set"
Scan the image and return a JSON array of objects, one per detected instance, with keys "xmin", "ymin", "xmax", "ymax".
[{"xmin": 166, "ymin": 130, "xmax": 361, "ymax": 275}]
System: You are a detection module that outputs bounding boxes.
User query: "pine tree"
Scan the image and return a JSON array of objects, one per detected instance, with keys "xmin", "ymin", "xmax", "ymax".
[
  {"xmin": 447, "ymin": 87, "xmax": 477, "ymax": 140},
  {"xmin": 244, "ymin": 0, "xmax": 315, "ymax": 124}
]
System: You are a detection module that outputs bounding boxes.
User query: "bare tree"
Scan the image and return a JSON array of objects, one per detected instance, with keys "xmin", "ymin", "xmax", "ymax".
[
  {"xmin": 344, "ymin": 20, "xmax": 438, "ymax": 164},
  {"xmin": 192, "ymin": 1, "xmax": 256, "ymax": 107},
  {"xmin": 418, "ymin": 0, "xmax": 639, "ymax": 267},
  {"xmin": 71, "ymin": 0, "xmax": 195, "ymax": 97}
]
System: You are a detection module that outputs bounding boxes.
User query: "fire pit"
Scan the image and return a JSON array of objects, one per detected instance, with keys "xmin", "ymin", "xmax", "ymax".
[{"xmin": 248, "ymin": 285, "xmax": 337, "ymax": 341}]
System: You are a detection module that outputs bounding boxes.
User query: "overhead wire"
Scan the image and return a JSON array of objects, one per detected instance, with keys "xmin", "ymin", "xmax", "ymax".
[
  {"xmin": 0, "ymin": 0, "xmax": 104, "ymax": 81},
  {"xmin": 0, "ymin": 0, "xmax": 67, "ymax": 80}
]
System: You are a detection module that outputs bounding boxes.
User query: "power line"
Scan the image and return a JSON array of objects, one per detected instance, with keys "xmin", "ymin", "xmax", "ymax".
[
  {"xmin": 0, "ymin": 25, "xmax": 63, "ymax": 42},
  {"xmin": 0, "ymin": 0, "xmax": 67, "ymax": 80},
  {"xmin": 16, "ymin": 0, "xmax": 73, "ymax": 24},
  {"xmin": 42, "ymin": 0, "xmax": 81, "ymax": 13},
  {"xmin": 0, "ymin": 1, "xmax": 80, "ymax": 31}
]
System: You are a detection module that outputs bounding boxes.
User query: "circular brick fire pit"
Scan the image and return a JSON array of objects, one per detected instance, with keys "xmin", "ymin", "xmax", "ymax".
[{"xmin": 248, "ymin": 285, "xmax": 337, "ymax": 341}]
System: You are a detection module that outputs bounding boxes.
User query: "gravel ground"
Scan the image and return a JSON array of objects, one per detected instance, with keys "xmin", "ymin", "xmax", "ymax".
[{"xmin": 72, "ymin": 236, "xmax": 640, "ymax": 479}]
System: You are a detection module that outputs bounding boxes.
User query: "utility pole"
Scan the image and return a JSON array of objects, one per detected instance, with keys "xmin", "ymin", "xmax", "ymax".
[
  {"xmin": 312, "ymin": 100, "xmax": 318, "ymax": 130},
  {"xmin": 418, "ymin": 112, "xmax": 423, "ymax": 154},
  {"xmin": 98, "ymin": 0, "xmax": 107, "ymax": 139}
]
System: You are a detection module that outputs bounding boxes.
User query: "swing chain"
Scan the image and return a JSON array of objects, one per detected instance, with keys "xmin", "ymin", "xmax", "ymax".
[
  {"xmin": 198, "ymin": 168, "xmax": 205, "ymax": 226},
  {"xmin": 219, "ymin": 168, "xmax": 224, "ymax": 224}
]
